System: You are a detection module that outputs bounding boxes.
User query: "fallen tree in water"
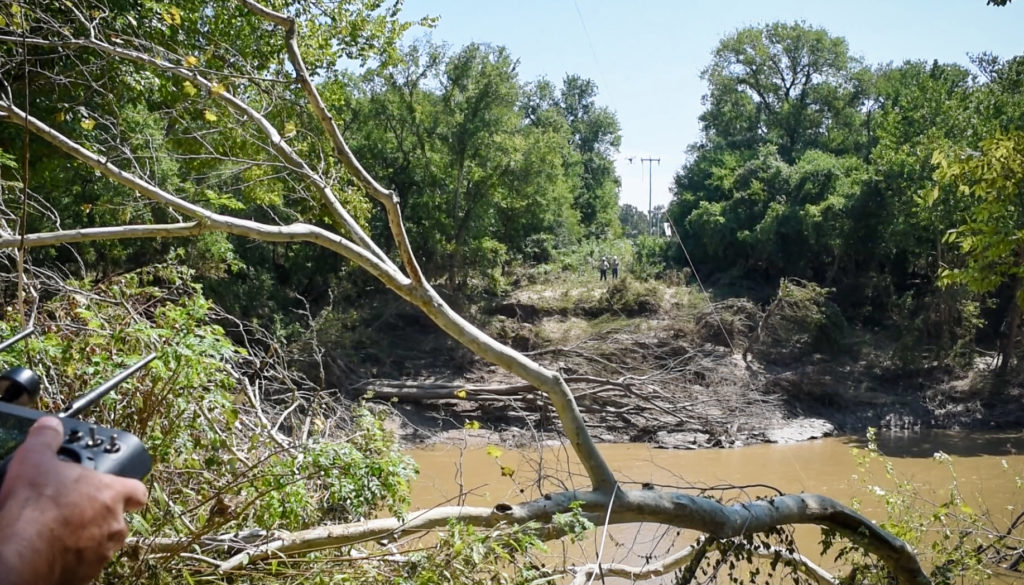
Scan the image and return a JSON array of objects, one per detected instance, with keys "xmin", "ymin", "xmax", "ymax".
[{"xmin": 0, "ymin": 1, "xmax": 931, "ymax": 583}]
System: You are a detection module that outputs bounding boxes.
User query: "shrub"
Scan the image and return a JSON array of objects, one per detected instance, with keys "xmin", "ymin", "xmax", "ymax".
[
  {"xmin": 746, "ymin": 278, "xmax": 848, "ymax": 364},
  {"xmin": 597, "ymin": 275, "xmax": 662, "ymax": 316},
  {"xmin": 830, "ymin": 428, "xmax": 1023, "ymax": 585},
  {"xmin": 0, "ymin": 264, "xmax": 417, "ymax": 584}
]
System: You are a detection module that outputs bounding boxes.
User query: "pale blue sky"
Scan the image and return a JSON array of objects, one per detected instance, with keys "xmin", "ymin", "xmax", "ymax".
[{"xmin": 399, "ymin": 1, "xmax": 1023, "ymax": 212}]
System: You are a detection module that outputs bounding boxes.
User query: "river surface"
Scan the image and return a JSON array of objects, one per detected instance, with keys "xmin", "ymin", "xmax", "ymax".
[{"xmin": 409, "ymin": 431, "xmax": 1024, "ymax": 583}]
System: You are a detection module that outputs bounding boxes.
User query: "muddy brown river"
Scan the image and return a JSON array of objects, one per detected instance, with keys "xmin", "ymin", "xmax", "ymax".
[{"xmin": 410, "ymin": 431, "xmax": 1024, "ymax": 583}]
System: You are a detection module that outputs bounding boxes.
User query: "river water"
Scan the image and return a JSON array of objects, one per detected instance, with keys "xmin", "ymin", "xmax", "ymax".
[{"xmin": 410, "ymin": 431, "xmax": 1024, "ymax": 583}]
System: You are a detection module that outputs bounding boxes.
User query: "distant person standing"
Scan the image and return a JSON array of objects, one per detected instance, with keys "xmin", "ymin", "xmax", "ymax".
[
  {"xmin": 599, "ymin": 256, "xmax": 608, "ymax": 281},
  {"xmin": 611, "ymin": 256, "xmax": 619, "ymax": 279}
]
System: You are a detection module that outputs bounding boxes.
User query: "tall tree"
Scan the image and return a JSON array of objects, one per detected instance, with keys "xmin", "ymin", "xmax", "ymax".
[
  {"xmin": 340, "ymin": 42, "xmax": 581, "ymax": 288},
  {"xmin": 670, "ymin": 22, "xmax": 870, "ymax": 287},
  {"xmin": 559, "ymin": 74, "xmax": 622, "ymax": 237},
  {"xmin": 856, "ymin": 60, "xmax": 978, "ymax": 292},
  {"xmin": 699, "ymin": 21, "xmax": 867, "ymax": 161},
  {"xmin": 618, "ymin": 203, "xmax": 649, "ymax": 238},
  {"xmin": 929, "ymin": 133, "xmax": 1024, "ymax": 372}
]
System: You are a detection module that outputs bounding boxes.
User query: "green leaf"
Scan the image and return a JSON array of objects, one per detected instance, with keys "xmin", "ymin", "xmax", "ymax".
[{"xmin": 162, "ymin": 7, "xmax": 181, "ymax": 25}]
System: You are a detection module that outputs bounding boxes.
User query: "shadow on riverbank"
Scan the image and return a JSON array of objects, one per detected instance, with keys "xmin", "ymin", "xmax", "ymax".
[{"xmin": 842, "ymin": 429, "xmax": 1024, "ymax": 459}]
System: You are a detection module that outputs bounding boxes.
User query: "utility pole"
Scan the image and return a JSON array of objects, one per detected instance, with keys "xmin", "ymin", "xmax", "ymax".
[{"xmin": 629, "ymin": 156, "xmax": 661, "ymax": 235}]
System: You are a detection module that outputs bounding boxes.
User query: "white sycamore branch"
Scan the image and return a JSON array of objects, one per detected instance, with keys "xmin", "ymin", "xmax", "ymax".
[{"xmin": 569, "ymin": 538, "xmax": 838, "ymax": 585}]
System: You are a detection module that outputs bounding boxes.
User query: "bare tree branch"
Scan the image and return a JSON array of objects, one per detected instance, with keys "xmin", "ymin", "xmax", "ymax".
[
  {"xmin": 238, "ymin": 0, "xmax": 427, "ymax": 286},
  {"xmin": 570, "ymin": 538, "xmax": 837, "ymax": 585},
  {"xmin": 0, "ymin": 222, "xmax": 207, "ymax": 247},
  {"xmin": 128, "ymin": 489, "xmax": 928, "ymax": 584}
]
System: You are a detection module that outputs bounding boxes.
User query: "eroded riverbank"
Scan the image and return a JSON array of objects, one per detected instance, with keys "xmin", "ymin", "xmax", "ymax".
[{"xmin": 369, "ymin": 277, "xmax": 1024, "ymax": 451}]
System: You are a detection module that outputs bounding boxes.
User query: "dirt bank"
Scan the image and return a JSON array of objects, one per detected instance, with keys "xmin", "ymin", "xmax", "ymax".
[{"xmin": 357, "ymin": 277, "xmax": 1024, "ymax": 449}]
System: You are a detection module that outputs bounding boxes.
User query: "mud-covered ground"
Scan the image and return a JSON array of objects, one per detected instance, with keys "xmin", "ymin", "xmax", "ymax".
[{"xmin": 358, "ymin": 278, "xmax": 1024, "ymax": 449}]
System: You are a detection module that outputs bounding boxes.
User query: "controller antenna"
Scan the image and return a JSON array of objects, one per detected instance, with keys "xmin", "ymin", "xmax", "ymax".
[{"xmin": 60, "ymin": 353, "xmax": 157, "ymax": 418}]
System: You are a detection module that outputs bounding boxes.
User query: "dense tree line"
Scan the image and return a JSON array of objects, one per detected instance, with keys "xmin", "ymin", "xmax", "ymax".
[
  {"xmin": 2, "ymin": 22, "xmax": 621, "ymax": 321},
  {"xmin": 336, "ymin": 42, "xmax": 621, "ymax": 290},
  {"xmin": 3, "ymin": 8, "xmax": 1020, "ymax": 371},
  {"xmin": 668, "ymin": 21, "xmax": 1024, "ymax": 370}
]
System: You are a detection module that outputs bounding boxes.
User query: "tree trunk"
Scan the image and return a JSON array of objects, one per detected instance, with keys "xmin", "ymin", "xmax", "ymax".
[{"xmin": 999, "ymin": 267, "xmax": 1023, "ymax": 374}]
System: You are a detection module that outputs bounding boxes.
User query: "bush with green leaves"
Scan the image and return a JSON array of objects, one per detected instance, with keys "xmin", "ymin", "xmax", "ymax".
[
  {"xmin": 597, "ymin": 275, "xmax": 662, "ymax": 316},
  {"xmin": 1, "ymin": 264, "xmax": 417, "ymax": 584},
  {"xmin": 746, "ymin": 278, "xmax": 848, "ymax": 364},
  {"xmin": 394, "ymin": 520, "xmax": 548, "ymax": 585},
  {"xmin": 631, "ymin": 234, "xmax": 672, "ymax": 281},
  {"xmin": 890, "ymin": 286, "xmax": 985, "ymax": 371},
  {"xmin": 827, "ymin": 428, "xmax": 1024, "ymax": 585}
]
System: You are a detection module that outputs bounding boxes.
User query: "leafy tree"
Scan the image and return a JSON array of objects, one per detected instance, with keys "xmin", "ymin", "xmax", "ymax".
[
  {"xmin": 852, "ymin": 61, "xmax": 978, "ymax": 311},
  {"xmin": 669, "ymin": 22, "xmax": 872, "ymax": 289},
  {"xmin": 668, "ymin": 20, "xmax": 1023, "ymax": 363},
  {"xmin": 928, "ymin": 132, "xmax": 1024, "ymax": 372},
  {"xmin": 559, "ymin": 74, "xmax": 622, "ymax": 237},
  {"xmin": 673, "ymin": 144, "xmax": 866, "ymax": 283},
  {"xmin": 339, "ymin": 42, "xmax": 582, "ymax": 289},
  {"xmin": 618, "ymin": 203, "xmax": 649, "ymax": 238},
  {"xmin": 699, "ymin": 21, "xmax": 867, "ymax": 162}
]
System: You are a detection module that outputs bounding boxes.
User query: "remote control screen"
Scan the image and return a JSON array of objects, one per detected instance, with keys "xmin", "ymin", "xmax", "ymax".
[{"xmin": 0, "ymin": 411, "xmax": 34, "ymax": 460}]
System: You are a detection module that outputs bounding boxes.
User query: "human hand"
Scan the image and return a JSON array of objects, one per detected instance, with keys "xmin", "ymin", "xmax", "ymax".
[{"xmin": 0, "ymin": 416, "xmax": 148, "ymax": 585}]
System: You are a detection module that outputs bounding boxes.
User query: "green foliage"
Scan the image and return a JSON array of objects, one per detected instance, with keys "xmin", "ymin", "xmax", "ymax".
[
  {"xmin": 0, "ymin": 266, "xmax": 417, "ymax": 585},
  {"xmin": 391, "ymin": 520, "xmax": 547, "ymax": 585},
  {"xmin": 631, "ymin": 235, "xmax": 671, "ymax": 281},
  {"xmin": 336, "ymin": 41, "xmax": 616, "ymax": 289},
  {"xmin": 552, "ymin": 499, "xmax": 595, "ymax": 543},
  {"xmin": 929, "ymin": 132, "xmax": 1024, "ymax": 370},
  {"xmin": 699, "ymin": 21, "xmax": 867, "ymax": 161},
  {"xmin": 673, "ymin": 144, "xmax": 867, "ymax": 283},
  {"xmin": 929, "ymin": 133, "xmax": 1024, "ymax": 295},
  {"xmin": 836, "ymin": 428, "xmax": 1023, "ymax": 585},
  {"xmin": 535, "ymin": 237, "xmax": 630, "ymax": 278},
  {"xmin": 890, "ymin": 286, "xmax": 984, "ymax": 370},
  {"xmin": 669, "ymin": 19, "xmax": 1024, "ymax": 371},
  {"xmin": 598, "ymin": 275, "xmax": 662, "ymax": 316},
  {"xmin": 618, "ymin": 203, "xmax": 650, "ymax": 239},
  {"xmin": 747, "ymin": 278, "xmax": 847, "ymax": 364},
  {"xmin": 560, "ymin": 74, "xmax": 623, "ymax": 238}
]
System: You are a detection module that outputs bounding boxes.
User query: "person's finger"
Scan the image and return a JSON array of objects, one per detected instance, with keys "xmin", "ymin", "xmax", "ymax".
[
  {"xmin": 116, "ymin": 479, "xmax": 149, "ymax": 511},
  {"xmin": 19, "ymin": 416, "xmax": 65, "ymax": 455}
]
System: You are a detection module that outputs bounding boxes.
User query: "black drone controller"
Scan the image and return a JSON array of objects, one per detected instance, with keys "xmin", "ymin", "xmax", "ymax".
[
  {"xmin": 0, "ymin": 327, "xmax": 154, "ymax": 488},
  {"xmin": 0, "ymin": 401, "xmax": 153, "ymax": 481}
]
